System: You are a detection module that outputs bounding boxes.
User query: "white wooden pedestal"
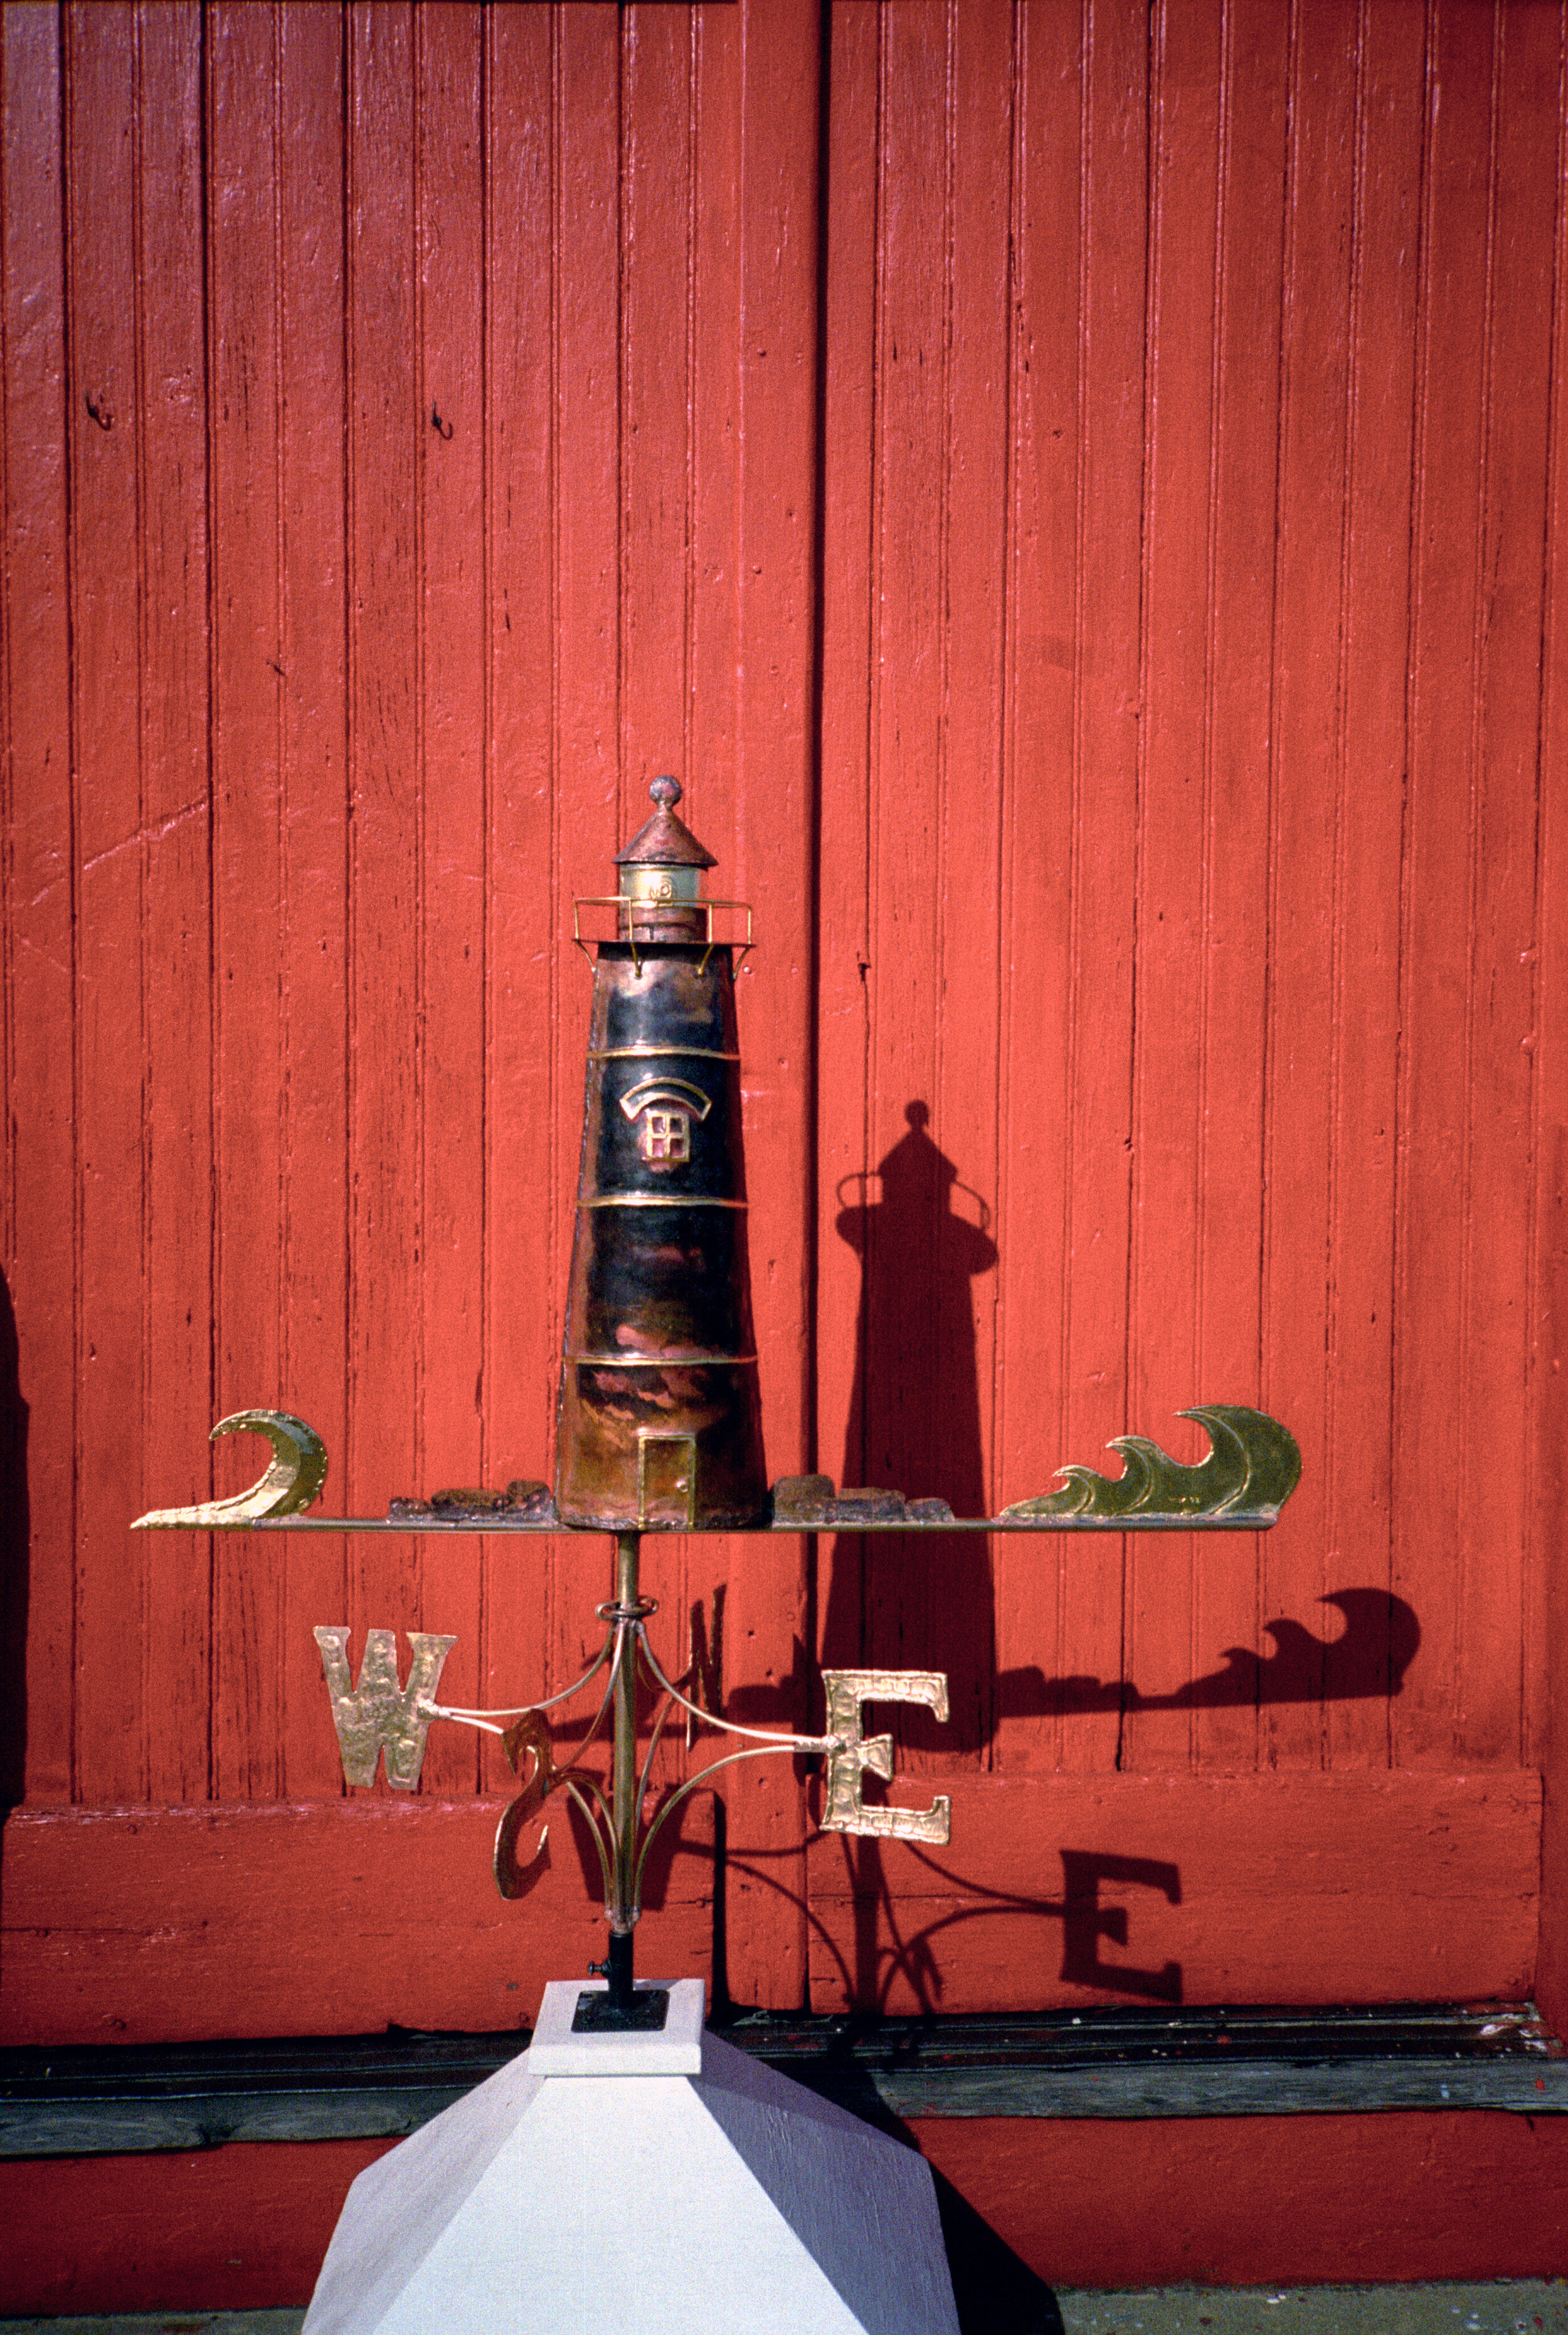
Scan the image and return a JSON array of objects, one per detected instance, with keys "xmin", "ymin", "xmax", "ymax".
[{"xmin": 303, "ymin": 1979, "xmax": 960, "ymax": 2335}]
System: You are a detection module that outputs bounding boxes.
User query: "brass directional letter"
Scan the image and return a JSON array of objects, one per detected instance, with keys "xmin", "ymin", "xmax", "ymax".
[
  {"xmin": 819, "ymin": 1668, "xmax": 952, "ymax": 1845},
  {"xmin": 314, "ymin": 1626, "xmax": 457, "ymax": 1791}
]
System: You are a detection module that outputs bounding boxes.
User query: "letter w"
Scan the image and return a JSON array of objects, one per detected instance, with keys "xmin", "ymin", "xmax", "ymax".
[{"xmin": 314, "ymin": 1626, "xmax": 457, "ymax": 1790}]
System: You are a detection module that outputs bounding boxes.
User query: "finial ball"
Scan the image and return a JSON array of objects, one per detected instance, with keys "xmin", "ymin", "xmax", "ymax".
[{"xmin": 650, "ymin": 775, "xmax": 682, "ymax": 812}]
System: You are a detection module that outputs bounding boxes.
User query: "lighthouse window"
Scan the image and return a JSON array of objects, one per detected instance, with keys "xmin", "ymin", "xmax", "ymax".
[{"xmin": 641, "ymin": 1108, "xmax": 690, "ymax": 1163}]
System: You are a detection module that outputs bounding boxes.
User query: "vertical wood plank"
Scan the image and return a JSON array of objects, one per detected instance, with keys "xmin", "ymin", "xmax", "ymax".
[
  {"xmin": 1527, "ymin": 0, "xmax": 1568, "ymax": 2041},
  {"xmin": 346, "ymin": 2, "xmax": 421, "ymax": 1747},
  {"xmin": 1392, "ymin": 0, "xmax": 1547, "ymax": 1772},
  {"xmin": 991, "ymin": 0, "xmax": 1079, "ymax": 1778},
  {"xmin": 478, "ymin": 0, "xmax": 558, "ymax": 1794},
  {"xmin": 209, "ymin": 0, "xmax": 285, "ymax": 1799},
  {"xmin": 811, "ymin": 1, "xmax": 886, "ymax": 2024},
  {"xmin": 543, "ymin": 1, "xmax": 623, "ymax": 1772},
  {"xmin": 1449, "ymin": 0, "xmax": 1559, "ymax": 1769},
  {"xmin": 719, "ymin": 0, "xmax": 820, "ymax": 2008},
  {"xmin": 1167, "ymin": 0, "xmax": 1285, "ymax": 1781},
  {"xmin": 857, "ymin": 4, "xmax": 980, "ymax": 1757},
  {"xmin": 930, "ymin": 0, "xmax": 1012, "ymax": 1766},
  {"xmin": 2, "ymin": 0, "xmax": 76, "ymax": 1805},
  {"xmin": 619, "ymin": 4, "xmax": 693, "ymax": 786},
  {"xmin": 413, "ymin": 1, "xmax": 485, "ymax": 1799},
  {"xmin": 997, "ymin": 0, "xmax": 1151, "ymax": 1781},
  {"xmin": 615, "ymin": 0, "xmax": 697, "ymax": 1829},
  {"xmin": 1388, "ymin": 0, "xmax": 1487, "ymax": 1773},
  {"xmin": 275, "ymin": 0, "xmax": 351, "ymax": 1801},
  {"xmin": 685, "ymin": 4, "xmax": 748, "ymax": 1958},
  {"xmin": 687, "ymin": 1, "xmax": 740, "ymax": 859},
  {"xmin": 1120, "ymin": 0, "xmax": 1224, "ymax": 1777},
  {"xmin": 1255, "ymin": 0, "xmax": 1347, "ymax": 1777},
  {"xmin": 1054, "ymin": 0, "xmax": 1149, "ymax": 1778},
  {"xmin": 65, "ymin": 0, "xmax": 148, "ymax": 1806},
  {"xmin": 135, "ymin": 0, "xmax": 212, "ymax": 1804},
  {"xmin": 1316, "ymin": 0, "xmax": 1425, "ymax": 1777},
  {"xmin": 815, "ymin": 0, "xmax": 877, "ymax": 1693}
]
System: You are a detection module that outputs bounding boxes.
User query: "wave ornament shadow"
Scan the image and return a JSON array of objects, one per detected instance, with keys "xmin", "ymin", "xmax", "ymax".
[{"xmin": 993, "ymin": 1591, "xmax": 1420, "ymax": 1722}]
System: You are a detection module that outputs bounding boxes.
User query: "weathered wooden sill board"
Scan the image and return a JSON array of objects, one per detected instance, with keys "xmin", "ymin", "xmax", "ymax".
[
  {"xmin": 0, "ymin": 2004, "xmax": 1560, "ymax": 2156},
  {"xmin": 1, "ymin": 1770, "xmax": 1540, "ymax": 2043},
  {"xmin": 0, "ymin": 1798, "xmax": 716, "ymax": 2047},
  {"xmin": 805, "ymin": 1771, "xmax": 1542, "ymax": 2013}
]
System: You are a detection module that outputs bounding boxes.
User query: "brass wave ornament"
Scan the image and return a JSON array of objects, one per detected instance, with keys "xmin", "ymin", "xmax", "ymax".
[
  {"xmin": 999, "ymin": 1404, "xmax": 1301, "ymax": 1526},
  {"xmin": 131, "ymin": 1409, "xmax": 327, "ymax": 1530},
  {"xmin": 131, "ymin": 1402, "xmax": 1301, "ymax": 1535}
]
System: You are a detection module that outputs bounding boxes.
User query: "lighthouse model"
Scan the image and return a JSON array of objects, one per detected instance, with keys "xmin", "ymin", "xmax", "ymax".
[
  {"xmin": 556, "ymin": 776, "xmax": 767, "ymax": 1532},
  {"xmin": 292, "ymin": 785, "xmax": 967, "ymax": 2335}
]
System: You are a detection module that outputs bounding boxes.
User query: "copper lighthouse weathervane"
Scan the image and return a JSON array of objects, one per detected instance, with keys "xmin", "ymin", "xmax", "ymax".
[{"xmin": 134, "ymin": 777, "xmax": 1301, "ymax": 2031}]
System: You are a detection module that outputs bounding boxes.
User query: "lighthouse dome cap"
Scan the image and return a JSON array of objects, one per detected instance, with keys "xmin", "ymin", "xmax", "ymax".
[{"xmin": 615, "ymin": 775, "xmax": 718, "ymax": 871}]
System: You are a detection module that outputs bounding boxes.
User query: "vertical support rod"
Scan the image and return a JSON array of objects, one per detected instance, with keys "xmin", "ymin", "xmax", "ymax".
[{"xmin": 609, "ymin": 1529, "xmax": 640, "ymax": 2010}]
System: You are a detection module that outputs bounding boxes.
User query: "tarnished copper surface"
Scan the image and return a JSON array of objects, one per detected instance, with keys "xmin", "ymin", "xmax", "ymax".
[
  {"xmin": 554, "ymin": 939, "xmax": 767, "ymax": 1531},
  {"xmin": 771, "ymin": 1475, "xmax": 957, "ymax": 1527},
  {"xmin": 387, "ymin": 1479, "xmax": 557, "ymax": 1525},
  {"xmin": 612, "ymin": 773, "xmax": 715, "ymax": 943},
  {"xmin": 615, "ymin": 774, "xmax": 716, "ymax": 864}
]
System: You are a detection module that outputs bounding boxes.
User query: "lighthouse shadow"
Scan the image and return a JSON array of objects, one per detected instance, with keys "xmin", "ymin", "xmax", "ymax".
[{"xmin": 819, "ymin": 1101, "xmax": 999, "ymax": 1759}]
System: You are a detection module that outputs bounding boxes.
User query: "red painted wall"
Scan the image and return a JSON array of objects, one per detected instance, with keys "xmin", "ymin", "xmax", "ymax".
[
  {"xmin": 9, "ymin": 2111, "xmax": 1568, "ymax": 2311},
  {"xmin": 3, "ymin": 0, "xmax": 1567, "ymax": 2056}
]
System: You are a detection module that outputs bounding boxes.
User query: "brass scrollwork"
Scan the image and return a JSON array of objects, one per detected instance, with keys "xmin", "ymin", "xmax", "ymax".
[{"xmin": 494, "ymin": 1713, "xmax": 564, "ymax": 1900}]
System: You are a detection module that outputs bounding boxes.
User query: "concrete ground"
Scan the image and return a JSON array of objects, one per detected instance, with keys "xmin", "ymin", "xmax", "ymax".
[
  {"xmin": 1057, "ymin": 2292, "xmax": 1568, "ymax": 2334},
  {"xmin": 4, "ymin": 2292, "xmax": 1568, "ymax": 2334}
]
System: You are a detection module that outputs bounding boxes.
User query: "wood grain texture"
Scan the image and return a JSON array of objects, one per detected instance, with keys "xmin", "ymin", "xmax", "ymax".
[
  {"xmin": 810, "ymin": 0, "xmax": 1564, "ymax": 1895},
  {"xmin": 1120, "ymin": 0, "xmax": 1226, "ymax": 1781},
  {"xmin": 2, "ymin": 0, "xmax": 1565, "ymax": 2034},
  {"xmin": 344, "ymin": 3, "xmax": 423, "ymax": 1786},
  {"xmin": 411, "ymin": 0, "xmax": 485, "ymax": 1801},
  {"xmin": 9, "ymin": 2026, "xmax": 1564, "ymax": 2157},
  {"xmin": 993, "ymin": 0, "xmax": 1149, "ymax": 1782},
  {"xmin": 1531, "ymin": 0, "xmax": 1568, "ymax": 2044},
  {"xmin": 805, "ymin": 1769, "xmax": 1539, "ymax": 2015},
  {"xmin": 718, "ymin": 0, "xmax": 821, "ymax": 2006},
  {"xmin": 1288, "ymin": 0, "xmax": 1423, "ymax": 1781},
  {"xmin": 209, "ymin": 0, "xmax": 287, "ymax": 1801},
  {"xmin": 3, "ymin": 0, "xmax": 77, "ymax": 1808},
  {"xmin": 0, "ymin": 1794, "xmax": 715, "ymax": 2046},
  {"xmin": 1391, "ymin": 0, "xmax": 1548, "ymax": 1777},
  {"xmin": 274, "ymin": 0, "xmax": 352, "ymax": 1805},
  {"xmin": 135, "ymin": 1, "xmax": 211, "ymax": 1809},
  {"xmin": 65, "ymin": 1, "xmax": 147, "ymax": 1811}
]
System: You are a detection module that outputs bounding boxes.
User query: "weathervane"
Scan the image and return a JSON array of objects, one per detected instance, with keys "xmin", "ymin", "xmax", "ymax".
[
  {"xmin": 135, "ymin": 775, "xmax": 1300, "ymax": 2031},
  {"xmin": 134, "ymin": 778, "xmax": 1300, "ymax": 2334}
]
